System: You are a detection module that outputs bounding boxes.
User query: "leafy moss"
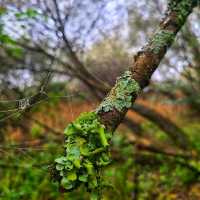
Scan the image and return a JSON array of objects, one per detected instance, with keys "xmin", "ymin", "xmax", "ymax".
[
  {"xmin": 54, "ymin": 112, "xmax": 112, "ymax": 199},
  {"xmin": 97, "ymin": 71, "xmax": 140, "ymax": 113}
]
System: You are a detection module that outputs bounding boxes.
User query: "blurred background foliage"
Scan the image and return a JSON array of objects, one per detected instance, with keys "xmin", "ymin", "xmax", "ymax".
[{"xmin": 0, "ymin": 0, "xmax": 200, "ymax": 199}]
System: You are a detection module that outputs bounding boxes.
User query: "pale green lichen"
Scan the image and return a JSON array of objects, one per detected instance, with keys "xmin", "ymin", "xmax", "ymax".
[
  {"xmin": 54, "ymin": 112, "xmax": 112, "ymax": 199},
  {"xmin": 96, "ymin": 71, "xmax": 141, "ymax": 113},
  {"xmin": 168, "ymin": 0, "xmax": 194, "ymax": 25},
  {"xmin": 149, "ymin": 30, "xmax": 175, "ymax": 54},
  {"xmin": 148, "ymin": 0, "xmax": 196, "ymax": 54},
  {"xmin": 54, "ymin": 71, "xmax": 140, "ymax": 198}
]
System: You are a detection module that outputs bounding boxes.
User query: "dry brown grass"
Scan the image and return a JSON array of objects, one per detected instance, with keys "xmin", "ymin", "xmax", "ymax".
[
  {"xmin": 33, "ymin": 98, "xmax": 186, "ymax": 132},
  {"xmin": 6, "ymin": 97, "xmax": 187, "ymax": 144}
]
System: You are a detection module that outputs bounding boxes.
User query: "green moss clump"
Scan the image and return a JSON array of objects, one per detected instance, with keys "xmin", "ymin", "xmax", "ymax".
[
  {"xmin": 97, "ymin": 71, "xmax": 141, "ymax": 113},
  {"xmin": 54, "ymin": 112, "xmax": 112, "ymax": 199},
  {"xmin": 168, "ymin": 0, "xmax": 194, "ymax": 25},
  {"xmin": 149, "ymin": 30, "xmax": 175, "ymax": 54}
]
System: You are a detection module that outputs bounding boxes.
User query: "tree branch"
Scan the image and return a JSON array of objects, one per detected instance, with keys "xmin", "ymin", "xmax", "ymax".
[{"xmin": 97, "ymin": 0, "xmax": 198, "ymax": 132}]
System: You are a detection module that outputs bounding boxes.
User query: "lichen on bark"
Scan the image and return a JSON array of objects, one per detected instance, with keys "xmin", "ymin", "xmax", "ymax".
[
  {"xmin": 96, "ymin": 71, "xmax": 141, "ymax": 113},
  {"xmin": 148, "ymin": 30, "xmax": 175, "ymax": 54},
  {"xmin": 53, "ymin": 71, "xmax": 141, "ymax": 197},
  {"xmin": 51, "ymin": 0, "xmax": 198, "ymax": 198}
]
